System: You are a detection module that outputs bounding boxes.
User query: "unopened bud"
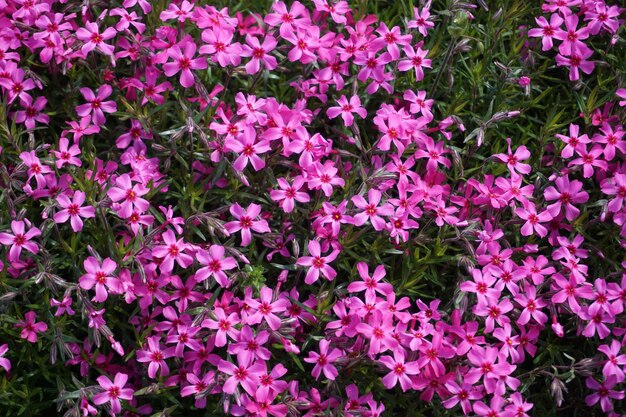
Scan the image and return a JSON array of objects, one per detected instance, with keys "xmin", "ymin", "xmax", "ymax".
[{"xmin": 550, "ymin": 378, "xmax": 567, "ymax": 407}]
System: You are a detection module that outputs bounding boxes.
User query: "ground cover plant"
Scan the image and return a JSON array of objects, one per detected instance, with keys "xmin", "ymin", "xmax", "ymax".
[{"xmin": 0, "ymin": 0, "xmax": 625, "ymax": 416}]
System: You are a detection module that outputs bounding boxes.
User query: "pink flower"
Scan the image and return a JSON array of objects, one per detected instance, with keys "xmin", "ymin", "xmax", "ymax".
[
  {"xmin": 269, "ymin": 176, "xmax": 310, "ymax": 213},
  {"xmin": 347, "ymin": 262, "xmax": 393, "ymax": 297},
  {"xmin": 585, "ymin": 375, "xmax": 624, "ymax": 412},
  {"xmin": 514, "ymin": 285, "xmax": 548, "ymax": 325},
  {"xmin": 92, "ymin": 373, "xmax": 134, "ymax": 415},
  {"xmin": 163, "ymin": 41, "xmax": 207, "ymax": 88},
  {"xmin": 414, "ymin": 137, "xmax": 450, "ymax": 172},
  {"xmin": 555, "ymin": 123, "xmax": 590, "ymax": 158},
  {"xmin": 544, "ymin": 176, "xmax": 589, "ymax": 221},
  {"xmin": 241, "ymin": 35, "xmax": 278, "ymax": 74},
  {"xmin": 107, "ymin": 174, "xmax": 150, "ymax": 218},
  {"xmin": 152, "ymin": 229, "xmax": 194, "ymax": 273},
  {"xmin": 264, "ymin": 1, "xmax": 310, "ymax": 38},
  {"xmin": 224, "ymin": 203, "xmax": 270, "ymax": 246},
  {"xmin": 199, "ymin": 28, "xmax": 242, "ymax": 67},
  {"xmin": 370, "ymin": 23, "xmax": 412, "ymax": 60},
  {"xmin": 16, "ymin": 311, "xmax": 47, "ymax": 343},
  {"xmin": 398, "ymin": 45, "xmax": 432, "ymax": 81},
  {"xmin": 0, "ymin": 344, "xmax": 9, "ymax": 373},
  {"xmin": 304, "ymin": 339, "xmax": 343, "ymax": 380},
  {"xmin": 52, "ymin": 137, "xmax": 82, "ymax": 168},
  {"xmin": 326, "ymin": 95, "xmax": 367, "ymax": 127},
  {"xmin": 569, "ymin": 145, "xmax": 607, "ymax": 178},
  {"xmin": 218, "ymin": 358, "xmax": 265, "ymax": 396},
  {"xmin": 195, "ymin": 245, "xmax": 238, "ymax": 287},
  {"xmin": 225, "ymin": 126, "xmax": 271, "ymax": 171},
  {"xmin": 379, "ymin": 350, "xmax": 420, "ymax": 391},
  {"xmin": 408, "ymin": 7, "xmax": 435, "ymax": 37},
  {"xmin": 296, "ymin": 240, "xmax": 340, "ymax": 284},
  {"xmin": 159, "ymin": 0, "xmax": 194, "ymax": 22},
  {"xmin": 202, "ymin": 308, "xmax": 240, "ymax": 347},
  {"xmin": 76, "ymin": 85, "xmax": 117, "ymax": 126},
  {"xmin": 617, "ymin": 88, "xmax": 626, "ymax": 107},
  {"xmin": 13, "ymin": 95, "xmax": 48, "ymax": 130},
  {"xmin": 352, "ymin": 189, "xmax": 394, "ymax": 230},
  {"xmin": 50, "ymin": 296, "xmax": 75, "ymax": 316},
  {"xmin": 494, "ymin": 138, "xmax": 531, "ymax": 175},
  {"xmin": 598, "ymin": 340, "xmax": 626, "ymax": 382},
  {"xmin": 554, "ymin": 14, "xmax": 590, "ymax": 56},
  {"xmin": 136, "ymin": 336, "xmax": 175, "ymax": 378},
  {"xmin": 528, "ymin": 14, "xmax": 564, "ymax": 51},
  {"xmin": 53, "ymin": 191, "xmax": 95, "ymax": 232},
  {"xmin": 556, "ymin": 48, "xmax": 595, "ymax": 81},
  {"xmin": 515, "ymin": 201, "xmax": 553, "ymax": 238},
  {"xmin": 79, "ymin": 257, "xmax": 121, "ymax": 303},
  {"xmin": 0, "ymin": 220, "xmax": 41, "ymax": 262},
  {"xmin": 312, "ymin": 0, "xmax": 350, "ymax": 24},
  {"xmin": 247, "ymin": 286, "xmax": 289, "ymax": 331},
  {"xmin": 76, "ymin": 21, "xmax": 117, "ymax": 56},
  {"xmin": 19, "ymin": 150, "xmax": 52, "ymax": 189}
]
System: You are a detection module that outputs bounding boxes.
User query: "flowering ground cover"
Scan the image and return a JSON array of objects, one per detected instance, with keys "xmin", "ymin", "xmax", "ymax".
[{"xmin": 0, "ymin": 0, "xmax": 625, "ymax": 416}]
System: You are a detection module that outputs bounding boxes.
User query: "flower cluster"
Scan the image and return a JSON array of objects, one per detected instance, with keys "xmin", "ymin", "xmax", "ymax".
[{"xmin": 0, "ymin": 0, "xmax": 625, "ymax": 416}]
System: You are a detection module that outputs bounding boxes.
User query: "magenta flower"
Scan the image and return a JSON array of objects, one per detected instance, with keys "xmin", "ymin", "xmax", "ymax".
[
  {"xmin": 16, "ymin": 311, "xmax": 47, "ymax": 343},
  {"xmin": 76, "ymin": 21, "xmax": 117, "ymax": 56},
  {"xmin": 225, "ymin": 126, "xmax": 271, "ymax": 171},
  {"xmin": 585, "ymin": 375, "xmax": 624, "ymax": 412},
  {"xmin": 136, "ymin": 336, "xmax": 175, "ymax": 378},
  {"xmin": 270, "ymin": 176, "xmax": 310, "ymax": 213},
  {"xmin": 296, "ymin": 240, "xmax": 340, "ymax": 284},
  {"xmin": 598, "ymin": 340, "xmax": 626, "ymax": 382},
  {"xmin": 0, "ymin": 344, "xmax": 9, "ymax": 373},
  {"xmin": 0, "ymin": 220, "xmax": 41, "ymax": 262},
  {"xmin": 556, "ymin": 49, "xmax": 595, "ymax": 81},
  {"xmin": 202, "ymin": 308, "xmax": 240, "ymax": 347},
  {"xmin": 371, "ymin": 23, "xmax": 412, "ymax": 60},
  {"xmin": 152, "ymin": 229, "xmax": 194, "ymax": 273},
  {"xmin": 352, "ymin": 189, "xmax": 394, "ymax": 230},
  {"xmin": 0, "ymin": 68, "xmax": 35, "ymax": 104},
  {"xmin": 408, "ymin": 7, "xmax": 435, "ymax": 37},
  {"xmin": 53, "ymin": 191, "xmax": 95, "ymax": 232},
  {"xmin": 304, "ymin": 339, "xmax": 343, "ymax": 381},
  {"xmin": 52, "ymin": 137, "xmax": 82, "ymax": 169},
  {"xmin": 241, "ymin": 35, "xmax": 278, "ymax": 74},
  {"xmin": 50, "ymin": 296, "xmax": 75, "ymax": 316},
  {"xmin": 19, "ymin": 150, "xmax": 52, "ymax": 189},
  {"xmin": 326, "ymin": 95, "xmax": 367, "ymax": 127},
  {"xmin": 355, "ymin": 311, "xmax": 399, "ymax": 356},
  {"xmin": 228, "ymin": 326, "xmax": 271, "ymax": 365},
  {"xmin": 107, "ymin": 174, "xmax": 150, "ymax": 218},
  {"xmin": 514, "ymin": 285, "xmax": 548, "ymax": 325},
  {"xmin": 528, "ymin": 14, "xmax": 564, "ymax": 51},
  {"xmin": 195, "ymin": 245, "xmax": 237, "ymax": 287},
  {"xmin": 544, "ymin": 175, "xmax": 589, "ymax": 220},
  {"xmin": 312, "ymin": 0, "xmax": 350, "ymax": 24},
  {"xmin": 163, "ymin": 41, "xmax": 207, "ymax": 88},
  {"xmin": 494, "ymin": 139, "xmax": 531, "ymax": 175},
  {"xmin": 92, "ymin": 373, "xmax": 134, "ymax": 415},
  {"xmin": 14, "ymin": 95, "xmax": 48, "ymax": 130},
  {"xmin": 218, "ymin": 358, "xmax": 265, "ymax": 396},
  {"xmin": 379, "ymin": 350, "xmax": 420, "ymax": 391},
  {"xmin": 554, "ymin": 14, "xmax": 590, "ymax": 56},
  {"xmin": 247, "ymin": 286, "xmax": 289, "ymax": 331},
  {"xmin": 76, "ymin": 85, "xmax": 117, "ymax": 126},
  {"xmin": 159, "ymin": 0, "xmax": 194, "ymax": 22},
  {"xmin": 555, "ymin": 123, "xmax": 590, "ymax": 158},
  {"xmin": 347, "ymin": 262, "xmax": 393, "ymax": 297},
  {"xmin": 414, "ymin": 137, "xmax": 450, "ymax": 172},
  {"xmin": 79, "ymin": 257, "xmax": 121, "ymax": 303},
  {"xmin": 398, "ymin": 45, "xmax": 432, "ymax": 81},
  {"xmin": 224, "ymin": 203, "xmax": 270, "ymax": 246},
  {"xmin": 515, "ymin": 201, "xmax": 553, "ymax": 238},
  {"xmin": 200, "ymin": 27, "xmax": 242, "ymax": 67}
]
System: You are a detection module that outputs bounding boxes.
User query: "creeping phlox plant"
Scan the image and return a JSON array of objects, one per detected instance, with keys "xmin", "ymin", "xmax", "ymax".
[{"xmin": 0, "ymin": 0, "xmax": 625, "ymax": 416}]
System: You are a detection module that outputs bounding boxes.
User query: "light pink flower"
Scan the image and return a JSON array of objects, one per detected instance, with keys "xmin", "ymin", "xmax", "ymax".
[
  {"xmin": 0, "ymin": 220, "xmax": 41, "ymax": 262},
  {"xmin": 79, "ymin": 257, "xmax": 121, "ymax": 303},
  {"xmin": 195, "ymin": 245, "xmax": 238, "ymax": 287},
  {"xmin": 326, "ymin": 95, "xmax": 367, "ymax": 127},
  {"xmin": 304, "ymin": 339, "xmax": 343, "ymax": 380},
  {"xmin": 163, "ymin": 41, "xmax": 207, "ymax": 88},
  {"xmin": 296, "ymin": 240, "xmax": 340, "ymax": 284}
]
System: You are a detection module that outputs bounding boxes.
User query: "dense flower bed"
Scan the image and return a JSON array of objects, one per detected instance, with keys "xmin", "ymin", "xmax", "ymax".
[{"xmin": 0, "ymin": 0, "xmax": 625, "ymax": 416}]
